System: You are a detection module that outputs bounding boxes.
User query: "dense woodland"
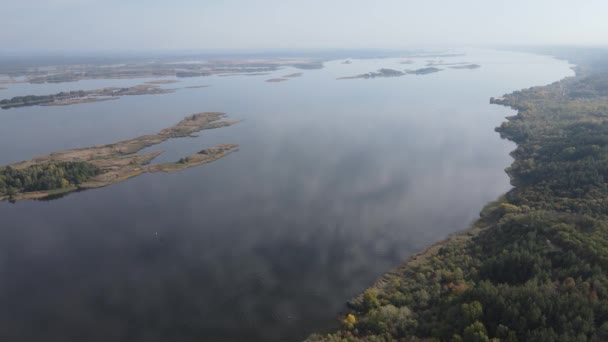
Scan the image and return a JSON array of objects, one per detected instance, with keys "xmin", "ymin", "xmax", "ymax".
[
  {"xmin": 308, "ymin": 53, "xmax": 608, "ymax": 341},
  {"xmin": 0, "ymin": 162, "xmax": 100, "ymax": 198}
]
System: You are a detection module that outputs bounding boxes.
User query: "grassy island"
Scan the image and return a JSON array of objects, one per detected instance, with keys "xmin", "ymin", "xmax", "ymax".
[
  {"xmin": 0, "ymin": 84, "xmax": 175, "ymax": 109},
  {"xmin": 308, "ymin": 52, "xmax": 608, "ymax": 341},
  {"xmin": 0, "ymin": 112, "xmax": 239, "ymax": 202}
]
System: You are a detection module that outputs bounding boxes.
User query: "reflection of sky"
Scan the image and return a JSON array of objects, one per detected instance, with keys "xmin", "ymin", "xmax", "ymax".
[{"xmin": 0, "ymin": 49, "xmax": 574, "ymax": 341}]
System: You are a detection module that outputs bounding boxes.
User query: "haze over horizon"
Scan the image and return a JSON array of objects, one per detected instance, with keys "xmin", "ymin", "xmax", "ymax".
[{"xmin": 2, "ymin": 0, "xmax": 608, "ymax": 52}]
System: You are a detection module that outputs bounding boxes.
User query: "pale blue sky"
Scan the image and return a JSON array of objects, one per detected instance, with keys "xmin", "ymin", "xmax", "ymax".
[{"xmin": 2, "ymin": 0, "xmax": 607, "ymax": 50}]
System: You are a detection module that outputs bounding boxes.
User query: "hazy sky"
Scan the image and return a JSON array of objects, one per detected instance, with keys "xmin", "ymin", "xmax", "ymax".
[{"xmin": 2, "ymin": 0, "xmax": 607, "ymax": 51}]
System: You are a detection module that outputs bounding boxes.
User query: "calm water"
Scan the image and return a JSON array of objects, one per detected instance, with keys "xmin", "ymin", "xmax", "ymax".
[{"xmin": 0, "ymin": 49, "xmax": 572, "ymax": 341}]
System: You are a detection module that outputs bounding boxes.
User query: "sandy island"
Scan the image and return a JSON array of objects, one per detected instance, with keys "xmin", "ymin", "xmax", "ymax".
[{"xmin": 0, "ymin": 112, "xmax": 239, "ymax": 201}]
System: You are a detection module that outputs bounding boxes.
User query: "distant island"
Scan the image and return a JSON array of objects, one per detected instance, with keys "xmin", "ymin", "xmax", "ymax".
[
  {"xmin": 449, "ymin": 64, "xmax": 481, "ymax": 69},
  {"xmin": 0, "ymin": 112, "xmax": 238, "ymax": 202},
  {"xmin": 283, "ymin": 73, "xmax": 303, "ymax": 78},
  {"xmin": 405, "ymin": 67, "xmax": 442, "ymax": 75},
  {"xmin": 184, "ymin": 85, "xmax": 210, "ymax": 89},
  {"xmin": 337, "ymin": 68, "xmax": 405, "ymax": 79},
  {"xmin": 265, "ymin": 78, "xmax": 289, "ymax": 83},
  {"xmin": 144, "ymin": 79, "xmax": 180, "ymax": 84},
  {"xmin": 337, "ymin": 67, "xmax": 442, "ymax": 79},
  {"xmin": 426, "ymin": 61, "xmax": 471, "ymax": 67},
  {"xmin": 0, "ymin": 57, "xmax": 324, "ymax": 84},
  {"xmin": 218, "ymin": 72, "xmax": 271, "ymax": 77},
  {"xmin": 0, "ymin": 84, "xmax": 177, "ymax": 109}
]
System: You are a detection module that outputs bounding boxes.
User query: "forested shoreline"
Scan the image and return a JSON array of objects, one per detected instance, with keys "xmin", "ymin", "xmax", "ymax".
[{"xmin": 307, "ymin": 51, "xmax": 608, "ymax": 341}]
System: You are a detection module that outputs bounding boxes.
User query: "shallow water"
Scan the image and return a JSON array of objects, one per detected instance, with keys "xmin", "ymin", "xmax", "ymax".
[{"xmin": 0, "ymin": 49, "xmax": 573, "ymax": 341}]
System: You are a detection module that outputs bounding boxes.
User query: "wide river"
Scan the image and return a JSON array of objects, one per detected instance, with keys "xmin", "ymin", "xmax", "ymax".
[{"xmin": 0, "ymin": 49, "xmax": 572, "ymax": 341}]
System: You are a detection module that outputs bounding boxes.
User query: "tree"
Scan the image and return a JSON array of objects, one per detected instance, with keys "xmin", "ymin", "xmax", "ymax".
[
  {"xmin": 463, "ymin": 321, "xmax": 490, "ymax": 342},
  {"xmin": 461, "ymin": 301, "xmax": 483, "ymax": 325}
]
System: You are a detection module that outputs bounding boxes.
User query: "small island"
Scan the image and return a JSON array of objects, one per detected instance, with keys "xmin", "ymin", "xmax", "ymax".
[
  {"xmin": 283, "ymin": 73, "xmax": 303, "ymax": 78},
  {"xmin": 184, "ymin": 85, "xmax": 210, "ymax": 89},
  {"xmin": 0, "ymin": 112, "xmax": 239, "ymax": 202},
  {"xmin": 144, "ymin": 79, "xmax": 180, "ymax": 84},
  {"xmin": 176, "ymin": 71, "xmax": 211, "ymax": 78},
  {"xmin": 337, "ymin": 68, "xmax": 405, "ymax": 80},
  {"xmin": 405, "ymin": 67, "xmax": 442, "ymax": 75},
  {"xmin": 218, "ymin": 72, "xmax": 271, "ymax": 77},
  {"xmin": 338, "ymin": 67, "xmax": 443, "ymax": 80},
  {"xmin": 449, "ymin": 64, "xmax": 481, "ymax": 70},
  {"xmin": 0, "ymin": 84, "xmax": 175, "ymax": 109},
  {"xmin": 265, "ymin": 78, "xmax": 289, "ymax": 83}
]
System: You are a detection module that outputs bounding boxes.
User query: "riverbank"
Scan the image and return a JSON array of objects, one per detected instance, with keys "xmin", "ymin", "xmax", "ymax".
[
  {"xmin": 307, "ymin": 53, "xmax": 608, "ymax": 341},
  {"xmin": 0, "ymin": 112, "xmax": 239, "ymax": 202}
]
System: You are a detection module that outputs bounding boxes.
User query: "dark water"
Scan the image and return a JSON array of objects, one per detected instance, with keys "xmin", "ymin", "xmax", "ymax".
[{"xmin": 0, "ymin": 49, "xmax": 572, "ymax": 341}]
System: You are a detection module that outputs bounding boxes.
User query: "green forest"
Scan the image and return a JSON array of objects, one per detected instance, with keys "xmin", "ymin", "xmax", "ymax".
[
  {"xmin": 0, "ymin": 162, "xmax": 100, "ymax": 198},
  {"xmin": 308, "ymin": 53, "xmax": 608, "ymax": 341}
]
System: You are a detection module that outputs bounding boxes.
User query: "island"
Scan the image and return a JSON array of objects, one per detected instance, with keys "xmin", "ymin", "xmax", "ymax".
[
  {"xmin": 218, "ymin": 72, "xmax": 271, "ymax": 77},
  {"xmin": 283, "ymin": 73, "xmax": 303, "ymax": 78},
  {"xmin": 144, "ymin": 79, "xmax": 180, "ymax": 84},
  {"xmin": 265, "ymin": 78, "xmax": 289, "ymax": 83},
  {"xmin": 405, "ymin": 67, "xmax": 442, "ymax": 75},
  {"xmin": 5, "ymin": 57, "xmax": 325, "ymax": 84},
  {"xmin": 341, "ymin": 60, "xmax": 353, "ymax": 64},
  {"xmin": 426, "ymin": 61, "xmax": 470, "ymax": 67},
  {"xmin": 0, "ymin": 87, "xmax": 6, "ymax": 91},
  {"xmin": 449, "ymin": 64, "xmax": 481, "ymax": 70},
  {"xmin": 338, "ymin": 67, "xmax": 442, "ymax": 80},
  {"xmin": 0, "ymin": 84, "xmax": 175, "ymax": 109},
  {"xmin": 0, "ymin": 112, "xmax": 238, "ymax": 202},
  {"xmin": 176, "ymin": 71, "xmax": 212, "ymax": 78},
  {"xmin": 184, "ymin": 85, "xmax": 210, "ymax": 89},
  {"xmin": 337, "ymin": 68, "xmax": 405, "ymax": 80},
  {"xmin": 308, "ymin": 53, "xmax": 608, "ymax": 341}
]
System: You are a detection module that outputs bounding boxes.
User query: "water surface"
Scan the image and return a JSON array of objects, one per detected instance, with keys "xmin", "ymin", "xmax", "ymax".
[{"xmin": 0, "ymin": 49, "xmax": 573, "ymax": 341}]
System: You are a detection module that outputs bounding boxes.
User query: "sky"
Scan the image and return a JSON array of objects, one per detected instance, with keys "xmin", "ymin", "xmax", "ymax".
[{"xmin": 1, "ymin": 0, "xmax": 607, "ymax": 51}]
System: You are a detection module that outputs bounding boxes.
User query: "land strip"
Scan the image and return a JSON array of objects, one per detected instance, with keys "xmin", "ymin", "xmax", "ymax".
[{"xmin": 0, "ymin": 112, "xmax": 239, "ymax": 201}]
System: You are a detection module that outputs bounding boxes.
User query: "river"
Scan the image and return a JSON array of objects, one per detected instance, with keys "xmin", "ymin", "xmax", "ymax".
[{"xmin": 0, "ymin": 49, "xmax": 573, "ymax": 341}]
